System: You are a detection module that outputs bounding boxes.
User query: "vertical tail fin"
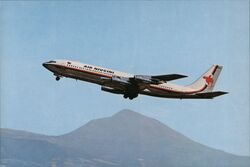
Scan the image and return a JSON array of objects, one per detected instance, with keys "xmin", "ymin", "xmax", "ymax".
[{"xmin": 187, "ymin": 65, "xmax": 223, "ymax": 93}]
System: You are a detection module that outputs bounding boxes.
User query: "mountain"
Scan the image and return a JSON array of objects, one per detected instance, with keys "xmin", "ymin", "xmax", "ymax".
[{"xmin": 1, "ymin": 110, "xmax": 249, "ymax": 167}]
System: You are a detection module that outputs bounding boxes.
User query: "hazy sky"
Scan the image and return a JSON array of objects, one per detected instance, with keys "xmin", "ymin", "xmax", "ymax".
[{"xmin": 1, "ymin": 1, "xmax": 249, "ymax": 156}]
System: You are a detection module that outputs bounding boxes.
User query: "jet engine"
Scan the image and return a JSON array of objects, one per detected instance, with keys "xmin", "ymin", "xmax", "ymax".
[
  {"xmin": 101, "ymin": 86, "xmax": 124, "ymax": 94},
  {"xmin": 101, "ymin": 76, "xmax": 130, "ymax": 85}
]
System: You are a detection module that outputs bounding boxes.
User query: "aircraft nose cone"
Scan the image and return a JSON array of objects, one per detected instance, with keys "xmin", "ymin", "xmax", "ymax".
[{"xmin": 42, "ymin": 63, "xmax": 49, "ymax": 68}]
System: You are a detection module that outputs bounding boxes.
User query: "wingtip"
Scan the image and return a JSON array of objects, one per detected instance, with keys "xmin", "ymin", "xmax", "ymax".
[
  {"xmin": 182, "ymin": 75, "xmax": 188, "ymax": 78},
  {"xmin": 175, "ymin": 74, "xmax": 188, "ymax": 78},
  {"xmin": 217, "ymin": 91, "xmax": 229, "ymax": 96}
]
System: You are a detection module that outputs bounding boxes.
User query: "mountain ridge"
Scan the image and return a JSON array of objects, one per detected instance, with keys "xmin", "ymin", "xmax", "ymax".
[{"xmin": 1, "ymin": 109, "xmax": 249, "ymax": 167}]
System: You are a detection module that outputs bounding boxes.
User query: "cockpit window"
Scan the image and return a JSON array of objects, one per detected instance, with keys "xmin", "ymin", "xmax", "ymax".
[
  {"xmin": 48, "ymin": 61, "xmax": 56, "ymax": 63},
  {"xmin": 67, "ymin": 62, "xmax": 71, "ymax": 64}
]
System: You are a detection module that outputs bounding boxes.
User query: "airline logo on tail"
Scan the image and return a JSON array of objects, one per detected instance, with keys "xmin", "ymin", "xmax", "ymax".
[{"xmin": 203, "ymin": 75, "xmax": 213, "ymax": 86}]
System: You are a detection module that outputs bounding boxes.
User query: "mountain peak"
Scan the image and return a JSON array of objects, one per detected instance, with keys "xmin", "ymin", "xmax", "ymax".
[
  {"xmin": 112, "ymin": 109, "xmax": 143, "ymax": 118},
  {"xmin": 2, "ymin": 109, "xmax": 250, "ymax": 167}
]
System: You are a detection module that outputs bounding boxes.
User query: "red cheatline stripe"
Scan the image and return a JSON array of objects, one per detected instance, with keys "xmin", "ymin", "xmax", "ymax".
[
  {"xmin": 150, "ymin": 84, "xmax": 207, "ymax": 94},
  {"xmin": 53, "ymin": 64, "xmax": 112, "ymax": 78}
]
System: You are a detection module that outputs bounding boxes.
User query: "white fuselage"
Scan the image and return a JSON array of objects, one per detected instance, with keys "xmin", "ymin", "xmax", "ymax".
[{"xmin": 43, "ymin": 59, "xmax": 223, "ymax": 99}]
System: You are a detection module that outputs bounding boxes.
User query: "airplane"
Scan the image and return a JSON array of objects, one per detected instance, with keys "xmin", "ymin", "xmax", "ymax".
[{"xmin": 43, "ymin": 60, "xmax": 228, "ymax": 100}]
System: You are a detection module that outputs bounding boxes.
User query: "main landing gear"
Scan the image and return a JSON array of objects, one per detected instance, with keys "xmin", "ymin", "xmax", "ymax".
[
  {"xmin": 123, "ymin": 86, "xmax": 139, "ymax": 100},
  {"xmin": 123, "ymin": 93, "xmax": 138, "ymax": 100}
]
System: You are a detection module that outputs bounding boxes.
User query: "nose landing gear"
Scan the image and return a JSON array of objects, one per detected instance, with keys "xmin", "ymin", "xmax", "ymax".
[
  {"xmin": 56, "ymin": 76, "xmax": 60, "ymax": 81},
  {"xmin": 53, "ymin": 73, "xmax": 62, "ymax": 81}
]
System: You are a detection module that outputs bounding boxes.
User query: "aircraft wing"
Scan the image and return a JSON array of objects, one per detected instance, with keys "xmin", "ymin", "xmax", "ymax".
[
  {"xmin": 151, "ymin": 74, "xmax": 187, "ymax": 82},
  {"xmin": 100, "ymin": 73, "xmax": 188, "ymax": 96},
  {"xmin": 130, "ymin": 74, "xmax": 187, "ymax": 86}
]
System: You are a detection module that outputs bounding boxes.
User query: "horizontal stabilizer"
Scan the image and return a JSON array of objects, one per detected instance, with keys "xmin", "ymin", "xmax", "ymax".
[
  {"xmin": 195, "ymin": 91, "xmax": 228, "ymax": 98},
  {"xmin": 152, "ymin": 74, "xmax": 187, "ymax": 82}
]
